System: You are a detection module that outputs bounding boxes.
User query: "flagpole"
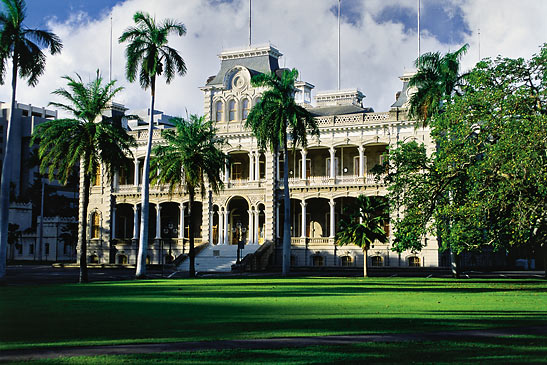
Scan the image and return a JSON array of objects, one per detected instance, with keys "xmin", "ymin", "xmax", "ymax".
[
  {"xmin": 109, "ymin": 13, "xmax": 113, "ymax": 82},
  {"xmin": 249, "ymin": 0, "xmax": 252, "ymax": 47},
  {"xmin": 417, "ymin": 0, "xmax": 421, "ymax": 62},
  {"xmin": 338, "ymin": 0, "xmax": 341, "ymax": 90}
]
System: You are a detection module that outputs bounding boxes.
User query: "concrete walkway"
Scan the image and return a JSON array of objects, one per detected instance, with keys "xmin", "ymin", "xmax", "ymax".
[{"xmin": 1, "ymin": 326, "xmax": 546, "ymax": 362}]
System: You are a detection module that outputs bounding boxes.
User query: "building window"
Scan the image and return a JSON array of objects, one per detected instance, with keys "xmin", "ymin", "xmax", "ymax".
[
  {"xmin": 45, "ymin": 243, "xmax": 50, "ymax": 256},
  {"xmin": 215, "ymin": 101, "xmax": 223, "ymax": 122},
  {"xmin": 117, "ymin": 254, "xmax": 128, "ymax": 265},
  {"xmin": 408, "ymin": 256, "xmax": 420, "ymax": 267},
  {"xmin": 371, "ymin": 256, "xmax": 383, "ymax": 267},
  {"xmin": 341, "ymin": 256, "xmax": 352, "ymax": 267},
  {"xmin": 89, "ymin": 254, "xmax": 99, "ymax": 264},
  {"xmin": 93, "ymin": 164, "xmax": 101, "ymax": 186},
  {"xmin": 91, "ymin": 212, "xmax": 100, "ymax": 239},
  {"xmin": 228, "ymin": 100, "xmax": 236, "ymax": 121},
  {"xmin": 64, "ymin": 243, "xmax": 71, "ymax": 255},
  {"xmin": 242, "ymin": 99, "xmax": 250, "ymax": 120},
  {"xmin": 312, "ymin": 255, "xmax": 324, "ymax": 267},
  {"xmin": 231, "ymin": 162, "xmax": 242, "ymax": 180},
  {"xmin": 29, "ymin": 244, "xmax": 34, "ymax": 255}
]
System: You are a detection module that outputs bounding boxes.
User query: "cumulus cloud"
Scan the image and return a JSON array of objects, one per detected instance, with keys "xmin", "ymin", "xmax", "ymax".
[{"xmin": 1, "ymin": 0, "xmax": 545, "ymax": 117}]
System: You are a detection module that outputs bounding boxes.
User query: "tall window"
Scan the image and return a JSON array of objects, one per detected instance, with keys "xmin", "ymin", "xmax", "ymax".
[
  {"xmin": 215, "ymin": 101, "xmax": 223, "ymax": 122},
  {"xmin": 93, "ymin": 164, "xmax": 101, "ymax": 186},
  {"xmin": 341, "ymin": 256, "xmax": 352, "ymax": 267},
  {"xmin": 91, "ymin": 212, "xmax": 100, "ymax": 239},
  {"xmin": 228, "ymin": 100, "xmax": 236, "ymax": 121},
  {"xmin": 242, "ymin": 99, "xmax": 250, "ymax": 120}
]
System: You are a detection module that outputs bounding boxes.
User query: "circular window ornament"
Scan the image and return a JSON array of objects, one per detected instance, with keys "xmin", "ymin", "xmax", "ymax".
[{"xmin": 233, "ymin": 74, "xmax": 245, "ymax": 89}]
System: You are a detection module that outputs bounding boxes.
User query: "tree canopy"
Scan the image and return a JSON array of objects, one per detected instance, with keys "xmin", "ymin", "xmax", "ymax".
[{"xmin": 384, "ymin": 44, "xmax": 547, "ymax": 266}]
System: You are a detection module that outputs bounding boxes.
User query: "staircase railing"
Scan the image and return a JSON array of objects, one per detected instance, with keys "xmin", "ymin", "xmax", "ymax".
[{"xmin": 232, "ymin": 241, "xmax": 274, "ymax": 272}]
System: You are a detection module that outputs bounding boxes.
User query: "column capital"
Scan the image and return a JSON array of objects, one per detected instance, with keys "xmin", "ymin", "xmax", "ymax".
[
  {"xmin": 329, "ymin": 199, "xmax": 336, "ymax": 207},
  {"xmin": 301, "ymin": 200, "xmax": 307, "ymax": 208},
  {"xmin": 358, "ymin": 145, "xmax": 365, "ymax": 152}
]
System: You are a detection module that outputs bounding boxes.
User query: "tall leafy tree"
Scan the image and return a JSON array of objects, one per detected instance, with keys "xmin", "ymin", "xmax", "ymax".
[
  {"xmin": 336, "ymin": 195, "xmax": 388, "ymax": 277},
  {"xmin": 150, "ymin": 115, "xmax": 228, "ymax": 278},
  {"xmin": 0, "ymin": 0, "xmax": 62, "ymax": 280},
  {"xmin": 408, "ymin": 44, "xmax": 468, "ymax": 125},
  {"xmin": 31, "ymin": 72, "xmax": 135, "ymax": 283},
  {"xmin": 385, "ymin": 44, "xmax": 547, "ymax": 277},
  {"xmin": 119, "ymin": 11, "xmax": 186, "ymax": 279},
  {"xmin": 245, "ymin": 68, "xmax": 319, "ymax": 276}
]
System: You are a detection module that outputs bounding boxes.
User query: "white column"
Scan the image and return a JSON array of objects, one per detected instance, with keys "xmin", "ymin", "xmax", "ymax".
[
  {"xmin": 329, "ymin": 199, "xmax": 336, "ymax": 238},
  {"xmin": 277, "ymin": 152, "xmax": 281, "ymax": 181},
  {"xmin": 111, "ymin": 207, "xmax": 117, "ymax": 239},
  {"xmin": 301, "ymin": 200, "xmax": 307, "ymax": 238},
  {"xmin": 248, "ymin": 209, "xmax": 254, "ymax": 244},
  {"xmin": 276, "ymin": 204, "xmax": 280, "ymax": 238},
  {"xmin": 179, "ymin": 203, "xmax": 185, "ymax": 239},
  {"xmin": 301, "ymin": 149, "xmax": 307, "ymax": 180},
  {"xmin": 209, "ymin": 211, "xmax": 214, "ymax": 245},
  {"xmin": 224, "ymin": 210, "xmax": 230, "ymax": 245},
  {"xmin": 133, "ymin": 205, "xmax": 139, "ymax": 239},
  {"xmin": 218, "ymin": 210, "xmax": 224, "ymax": 245},
  {"xmin": 255, "ymin": 152, "xmax": 261, "ymax": 180},
  {"xmin": 249, "ymin": 152, "xmax": 255, "ymax": 181},
  {"xmin": 155, "ymin": 205, "xmax": 161, "ymax": 239},
  {"xmin": 134, "ymin": 159, "xmax": 140, "ymax": 186},
  {"xmin": 254, "ymin": 210, "xmax": 259, "ymax": 244},
  {"xmin": 358, "ymin": 146, "xmax": 365, "ymax": 177},
  {"xmin": 329, "ymin": 147, "xmax": 336, "ymax": 178},
  {"xmin": 224, "ymin": 163, "xmax": 229, "ymax": 184}
]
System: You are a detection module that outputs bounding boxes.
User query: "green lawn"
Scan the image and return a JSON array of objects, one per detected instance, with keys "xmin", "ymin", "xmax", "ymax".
[
  {"xmin": 1, "ymin": 277, "xmax": 546, "ymax": 352},
  {"xmin": 10, "ymin": 336, "xmax": 547, "ymax": 364}
]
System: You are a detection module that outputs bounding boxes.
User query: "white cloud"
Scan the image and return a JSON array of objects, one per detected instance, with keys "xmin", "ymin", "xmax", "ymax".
[{"xmin": 1, "ymin": 0, "xmax": 545, "ymax": 117}]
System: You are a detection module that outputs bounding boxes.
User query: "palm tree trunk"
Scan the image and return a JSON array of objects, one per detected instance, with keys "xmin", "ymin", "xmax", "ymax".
[
  {"xmin": 136, "ymin": 77, "xmax": 156, "ymax": 279},
  {"xmin": 188, "ymin": 188, "xmax": 195, "ymax": 278},
  {"xmin": 282, "ymin": 129, "xmax": 291, "ymax": 276},
  {"xmin": 0, "ymin": 58, "xmax": 18, "ymax": 281},
  {"xmin": 78, "ymin": 162, "xmax": 91, "ymax": 283},
  {"xmin": 363, "ymin": 248, "xmax": 368, "ymax": 278}
]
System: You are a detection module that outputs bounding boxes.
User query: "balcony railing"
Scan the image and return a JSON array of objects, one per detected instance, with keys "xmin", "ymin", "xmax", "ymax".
[{"xmin": 290, "ymin": 237, "xmax": 335, "ymax": 245}]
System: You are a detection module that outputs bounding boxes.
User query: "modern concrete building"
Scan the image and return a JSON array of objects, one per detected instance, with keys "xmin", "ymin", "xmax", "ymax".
[
  {"xmin": 1, "ymin": 102, "xmax": 78, "ymax": 262},
  {"xmin": 85, "ymin": 45, "xmax": 438, "ymax": 271}
]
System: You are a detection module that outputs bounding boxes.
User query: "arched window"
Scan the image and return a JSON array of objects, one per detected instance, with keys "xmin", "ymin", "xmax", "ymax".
[
  {"xmin": 215, "ymin": 101, "xmax": 223, "ymax": 122},
  {"xmin": 242, "ymin": 99, "xmax": 250, "ymax": 120},
  {"xmin": 371, "ymin": 256, "xmax": 383, "ymax": 267},
  {"xmin": 341, "ymin": 256, "xmax": 352, "ymax": 267},
  {"xmin": 408, "ymin": 256, "xmax": 420, "ymax": 267},
  {"xmin": 91, "ymin": 212, "xmax": 100, "ymax": 239},
  {"xmin": 117, "ymin": 254, "xmax": 128, "ymax": 265},
  {"xmin": 228, "ymin": 100, "xmax": 236, "ymax": 121},
  {"xmin": 89, "ymin": 254, "xmax": 99, "ymax": 264},
  {"xmin": 312, "ymin": 255, "xmax": 324, "ymax": 267}
]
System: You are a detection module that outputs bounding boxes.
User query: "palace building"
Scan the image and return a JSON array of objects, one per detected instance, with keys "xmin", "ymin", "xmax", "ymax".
[{"xmin": 85, "ymin": 45, "xmax": 438, "ymax": 271}]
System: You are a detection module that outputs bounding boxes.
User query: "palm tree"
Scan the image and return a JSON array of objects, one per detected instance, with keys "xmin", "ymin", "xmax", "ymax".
[
  {"xmin": 31, "ymin": 72, "xmax": 135, "ymax": 283},
  {"xmin": 336, "ymin": 195, "xmax": 388, "ymax": 277},
  {"xmin": 245, "ymin": 68, "xmax": 319, "ymax": 276},
  {"xmin": 119, "ymin": 11, "xmax": 186, "ymax": 279},
  {"xmin": 408, "ymin": 44, "xmax": 468, "ymax": 277},
  {"xmin": 0, "ymin": 0, "xmax": 62, "ymax": 280},
  {"xmin": 408, "ymin": 44, "xmax": 469, "ymax": 125},
  {"xmin": 150, "ymin": 115, "xmax": 228, "ymax": 278}
]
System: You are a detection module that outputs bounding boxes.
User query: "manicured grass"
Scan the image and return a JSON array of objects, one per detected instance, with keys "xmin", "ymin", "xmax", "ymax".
[
  {"xmin": 9, "ymin": 336, "xmax": 547, "ymax": 364},
  {"xmin": 1, "ymin": 277, "xmax": 546, "ymax": 351}
]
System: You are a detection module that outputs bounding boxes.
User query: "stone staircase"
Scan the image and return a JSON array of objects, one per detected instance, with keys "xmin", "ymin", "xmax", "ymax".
[{"xmin": 177, "ymin": 244, "xmax": 263, "ymax": 273}]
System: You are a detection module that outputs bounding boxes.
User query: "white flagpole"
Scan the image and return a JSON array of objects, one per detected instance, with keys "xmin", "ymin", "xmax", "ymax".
[
  {"xmin": 417, "ymin": 0, "xmax": 421, "ymax": 62},
  {"xmin": 249, "ymin": 0, "xmax": 252, "ymax": 47},
  {"xmin": 338, "ymin": 0, "xmax": 341, "ymax": 90},
  {"xmin": 109, "ymin": 13, "xmax": 113, "ymax": 82}
]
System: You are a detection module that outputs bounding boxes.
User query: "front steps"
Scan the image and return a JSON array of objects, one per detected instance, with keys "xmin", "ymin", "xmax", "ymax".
[{"xmin": 177, "ymin": 244, "xmax": 261, "ymax": 272}]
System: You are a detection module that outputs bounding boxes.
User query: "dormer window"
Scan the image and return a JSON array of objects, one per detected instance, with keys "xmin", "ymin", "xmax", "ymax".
[
  {"xmin": 228, "ymin": 100, "xmax": 236, "ymax": 121},
  {"xmin": 242, "ymin": 99, "xmax": 250, "ymax": 120},
  {"xmin": 215, "ymin": 101, "xmax": 223, "ymax": 122}
]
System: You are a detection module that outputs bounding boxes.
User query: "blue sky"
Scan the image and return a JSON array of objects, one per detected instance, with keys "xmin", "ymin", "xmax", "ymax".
[{"xmin": 25, "ymin": 0, "xmax": 122, "ymax": 28}]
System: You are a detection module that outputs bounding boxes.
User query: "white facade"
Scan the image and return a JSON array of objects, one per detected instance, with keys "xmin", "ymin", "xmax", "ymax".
[{"xmin": 85, "ymin": 45, "xmax": 438, "ymax": 271}]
